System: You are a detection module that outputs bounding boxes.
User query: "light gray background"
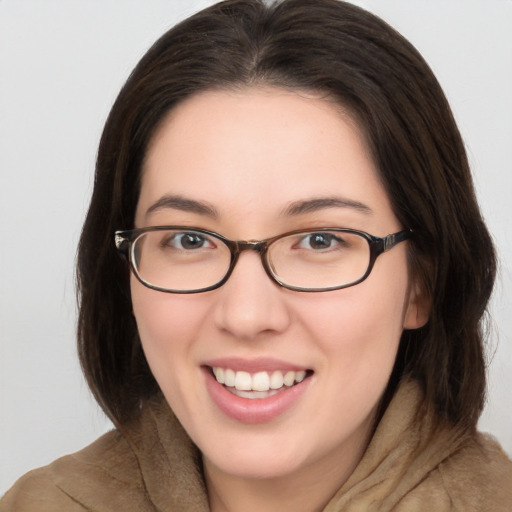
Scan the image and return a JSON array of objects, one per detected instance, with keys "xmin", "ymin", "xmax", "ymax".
[{"xmin": 1, "ymin": 0, "xmax": 511, "ymax": 495}]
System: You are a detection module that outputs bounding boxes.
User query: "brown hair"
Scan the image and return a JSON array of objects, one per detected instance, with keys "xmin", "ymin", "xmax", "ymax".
[{"xmin": 77, "ymin": 0, "xmax": 496, "ymax": 430}]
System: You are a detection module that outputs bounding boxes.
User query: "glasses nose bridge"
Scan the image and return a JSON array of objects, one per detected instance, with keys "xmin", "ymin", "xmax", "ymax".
[
  {"xmin": 236, "ymin": 240, "xmax": 267, "ymax": 254},
  {"xmin": 228, "ymin": 239, "xmax": 271, "ymax": 277},
  {"xmin": 234, "ymin": 239, "xmax": 268, "ymax": 257}
]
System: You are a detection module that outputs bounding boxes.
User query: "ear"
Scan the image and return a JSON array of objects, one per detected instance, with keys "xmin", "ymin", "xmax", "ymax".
[{"xmin": 403, "ymin": 278, "xmax": 430, "ymax": 330}]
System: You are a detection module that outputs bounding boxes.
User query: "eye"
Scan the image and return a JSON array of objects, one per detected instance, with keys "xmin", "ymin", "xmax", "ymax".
[
  {"xmin": 164, "ymin": 231, "xmax": 215, "ymax": 250},
  {"xmin": 297, "ymin": 232, "xmax": 344, "ymax": 250}
]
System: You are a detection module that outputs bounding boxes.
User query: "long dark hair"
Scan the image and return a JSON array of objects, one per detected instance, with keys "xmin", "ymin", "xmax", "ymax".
[{"xmin": 77, "ymin": 0, "xmax": 496, "ymax": 430}]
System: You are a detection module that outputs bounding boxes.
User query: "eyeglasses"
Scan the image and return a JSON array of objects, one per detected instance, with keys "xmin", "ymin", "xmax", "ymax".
[{"xmin": 115, "ymin": 226, "xmax": 411, "ymax": 293}]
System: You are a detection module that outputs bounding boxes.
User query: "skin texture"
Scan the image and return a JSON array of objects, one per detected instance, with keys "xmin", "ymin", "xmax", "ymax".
[{"xmin": 131, "ymin": 87, "xmax": 427, "ymax": 512}]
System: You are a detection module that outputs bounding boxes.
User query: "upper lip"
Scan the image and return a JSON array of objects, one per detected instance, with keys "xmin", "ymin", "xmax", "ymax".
[{"xmin": 202, "ymin": 357, "xmax": 310, "ymax": 374}]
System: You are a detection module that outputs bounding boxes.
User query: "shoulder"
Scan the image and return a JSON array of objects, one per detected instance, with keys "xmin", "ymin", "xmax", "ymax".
[
  {"xmin": 1, "ymin": 397, "xmax": 208, "ymax": 512},
  {"xmin": 354, "ymin": 381, "xmax": 512, "ymax": 511},
  {"xmin": 436, "ymin": 433, "xmax": 512, "ymax": 510},
  {"xmin": 398, "ymin": 432, "xmax": 512, "ymax": 512},
  {"xmin": 0, "ymin": 429, "xmax": 153, "ymax": 512}
]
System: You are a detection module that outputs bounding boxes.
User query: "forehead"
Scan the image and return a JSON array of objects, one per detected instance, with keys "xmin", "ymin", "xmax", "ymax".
[{"xmin": 137, "ymin": 87, "xmax": 396, "ymax": 233}]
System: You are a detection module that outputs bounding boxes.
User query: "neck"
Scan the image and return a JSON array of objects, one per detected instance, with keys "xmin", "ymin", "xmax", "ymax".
[{"xmin": 203, "ymin": 427, "xmax": 371, "ymax": 512}]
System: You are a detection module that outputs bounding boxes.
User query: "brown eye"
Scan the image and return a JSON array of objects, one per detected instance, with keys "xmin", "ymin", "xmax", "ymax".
[
  {"xmin": 298, "ymin": 232, "xmax": 343, "ymax": 250},
  {"xmin": 163, "ymin": 232, "xmax": 215, "ymax": 250}
]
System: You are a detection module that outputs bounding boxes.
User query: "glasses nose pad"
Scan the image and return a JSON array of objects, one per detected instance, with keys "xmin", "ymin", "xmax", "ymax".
[{"xmin": 260, "ymin": 249, "xmax": 279, "ymax": 283}]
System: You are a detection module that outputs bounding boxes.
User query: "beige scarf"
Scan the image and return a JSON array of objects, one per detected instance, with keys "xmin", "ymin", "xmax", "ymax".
[{"xmin": 2, "ymin": 380, "xmax": 511, "ymax": 511}]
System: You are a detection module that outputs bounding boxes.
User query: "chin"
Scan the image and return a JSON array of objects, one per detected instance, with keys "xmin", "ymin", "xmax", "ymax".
[{"xmin": 204, "ymin": 447, "xmax": 307, "ymax": 481}]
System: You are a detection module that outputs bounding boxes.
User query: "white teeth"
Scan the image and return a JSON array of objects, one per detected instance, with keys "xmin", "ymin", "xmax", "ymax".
[
  {"xmin": 270, "ymin": 371, "xmax": 284, "ymax": 389},
  {"xmin": 283, "ymin": 371, "xmax": 295, "ymax": 387},
  {"xmin": 229, "ymin": 389, "xmax": 280, "ymax": 399},
  {"xmin": 212, "ymin": 367, "xmax": 224, "ymax": 384},
  {"xmin": 234, "ymin": 371, "xmax": 252, "ymax": 391},
  {"xmin": 295, "ymin": 370, "xmax": 306, "ymax": 383},
  {"xmin": 212, "ymin": 367, "xmax": 308, "ymax": 392},
  {"xmin": 224, "ymin": 368, "xmax": 236, "ymax": 387},
  {"xmin": 252, "ymin": 371, "xmax": 270, "ymax": 391}
]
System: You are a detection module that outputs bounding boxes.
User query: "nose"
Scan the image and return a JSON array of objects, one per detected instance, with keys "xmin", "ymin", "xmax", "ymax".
[{"xmin": 213, "ymin": 251, "xmax": 292, "ymax": 341}]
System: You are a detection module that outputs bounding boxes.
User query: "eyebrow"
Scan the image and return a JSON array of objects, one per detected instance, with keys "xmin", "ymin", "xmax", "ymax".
[
  {"xmin": 281, "ymin": 197, "xmax": 373, "ymax": 216},
  {"xmin": 145, "ymin": 194, "xmax": 371, "ymax": 219},
  {"xmin": 146, "ymin": 194, "xmax": 218, "ymax": 218}
]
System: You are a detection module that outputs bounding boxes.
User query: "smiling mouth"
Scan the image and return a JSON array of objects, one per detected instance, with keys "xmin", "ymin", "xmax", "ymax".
[{"xmin": 209, "ymin": 367, "xmax": 312, "ymax": 399}]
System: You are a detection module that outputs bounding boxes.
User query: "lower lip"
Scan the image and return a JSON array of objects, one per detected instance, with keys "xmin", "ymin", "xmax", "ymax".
[{"xmin": 203, "ymin": 368, "xmax": 311, "ymax": 424}]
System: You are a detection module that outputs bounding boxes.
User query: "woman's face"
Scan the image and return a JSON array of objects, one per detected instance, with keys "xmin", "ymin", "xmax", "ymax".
[{"xmin": 132, "ymin": 88, "xmax": 425, "ymax": 484}]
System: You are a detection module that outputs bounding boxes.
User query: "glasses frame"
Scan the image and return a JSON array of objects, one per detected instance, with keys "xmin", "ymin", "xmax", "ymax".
[{"xmin": 115, "ymin": 226, "xmax": 412, "ymax": 294}]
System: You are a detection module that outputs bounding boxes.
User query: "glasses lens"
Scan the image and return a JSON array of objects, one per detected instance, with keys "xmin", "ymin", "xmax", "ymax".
[
  {"xmin": 268, "ymin": 230, "xmax": 371, "ymax": 290},
  {"xmin": 132, "ymin": 229, "xmax": 231, "ymax": 291}
]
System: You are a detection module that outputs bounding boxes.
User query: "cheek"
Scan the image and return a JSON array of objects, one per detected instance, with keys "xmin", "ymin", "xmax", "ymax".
[
  {"xmin": 296, "ymin": 271, "xmax": 409, "ymax": 384},
  {"xmin": 131, "ymin": 275, "xmax": 206, "ymax": 342},
  {"xmin": 302, "ymin": 278, "xmax": 406, "ymax": 341},
  {"xmin": 130, "ymin": 278, "xmax": 208, "ymax": 388}
]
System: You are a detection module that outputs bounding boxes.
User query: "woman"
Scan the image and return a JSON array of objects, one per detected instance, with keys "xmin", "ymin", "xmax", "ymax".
[{"xmin": 2, "ymin": 0, "xmax": 511, "ymax": 510}]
